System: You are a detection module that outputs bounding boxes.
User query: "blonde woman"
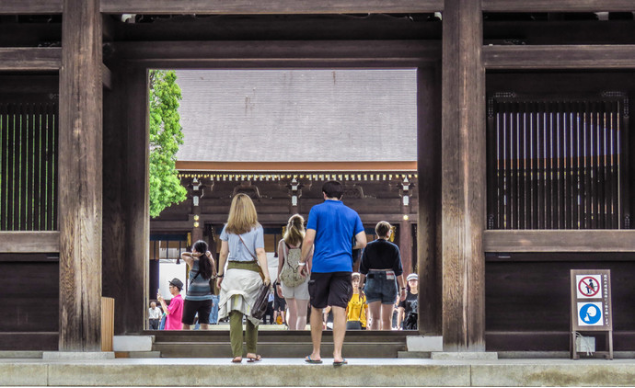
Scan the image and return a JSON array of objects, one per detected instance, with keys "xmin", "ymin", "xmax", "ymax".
[
  {"xmin": 216, "ymin": 193, "xmax": 271, "ymax": 363},
  {"xmin": 276, "ymin": 214, "xmax": 313, "ymax": 330}
]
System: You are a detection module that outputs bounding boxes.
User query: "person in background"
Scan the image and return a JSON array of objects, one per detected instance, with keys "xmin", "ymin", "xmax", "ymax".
[
  {"xmin": 209, "ymin": 293, "xmax": 220, "ymax": 325},
  {"xmin": 276, "ymin": 214, "xmax": 312, "ymax": 331},
  {"xmin": 298, "ymin": 180, "xmax": 367, "ymax": 366},
  {"xmin": 273, "ymin": 288, "xmax": 287, "ymax": 325},
  {"xmin": 148, "ymin": 301, "xmax": 161, "ymax": 330},
  {"xmin": 217, "ymin": 193, "xmax": 271, "ymax": 363},
  {"xmin": 263, "ymin": 288, "xmax": 275, "ymax": 324},
  {"xmin": 397, "ymin": 273, "xmax": 419, "ymax": 330},
  {"xmin": 181, "ymin": 240, "xmax": 217, "ymax": 330},
  {"xmin": 360, "ymin": 221, "xmax": 407, "ymax": 331},
  {"xmin": 345, "ymin": 273, "xmax": 368, "ymax": 330},
  {"xmin": 158, "ymin": 278, "xmax": 184, "ymax": 330}
]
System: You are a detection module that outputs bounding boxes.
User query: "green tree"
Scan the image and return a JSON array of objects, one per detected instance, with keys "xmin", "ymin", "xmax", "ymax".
[{"xmin": 148, "ymin": 70, "xmax": 187, "ymax": 217}]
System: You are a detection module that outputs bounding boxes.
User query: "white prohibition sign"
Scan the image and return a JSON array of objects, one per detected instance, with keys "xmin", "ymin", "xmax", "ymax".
[{"xmin": 576, "ymin": 275, "xmax": 602, "ymax": 299}]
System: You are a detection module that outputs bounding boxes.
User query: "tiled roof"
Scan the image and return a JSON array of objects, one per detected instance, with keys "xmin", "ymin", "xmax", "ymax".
[{"xmin": 175, "ymin": 69, "xmax": 417, "ymax": 163}]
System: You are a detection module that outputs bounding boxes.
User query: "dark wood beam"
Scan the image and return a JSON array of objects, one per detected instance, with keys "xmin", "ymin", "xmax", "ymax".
[
  {"xmin": 417, "ymin": 66, "xmax": 442, "ymax": 335},
  {"xmin": 101, "ymin": 0, "xmax": 443, "ymax": 14},
  {"xmin": 484, "ymin": 230, "xmax": 635, "ymax": 252},
  {"xmin": 0, "ymin": 232, "xmax": 60, "ymax": 253},
  {"xmin": 0, "ymin": 0, "xmax": 62, "ymax": 14},
  {"xmin": 177, "ymin": 161, "xmax": 417, "ymax": 172},
  {"xmin": 441, "ymin": 0, "xmax": 486, "ymax": 351},
  {"xmin": 102, "ymin": 61, "xmax": 129, "ymax": 335},
  {"xmin": 58, "ymin": 0, "xmax": 103, "ymax": 351},
  {"xmin": 113, "ymin": 14, "xmax": 440, "ymax": 43},
  {"xmin": 0, "ymin": 48, "xmax": 61, "ymax": 71},
  {"xmin": 483, "ymin": 0, "xmax": 635, "ymax": 12},
  {"xmin": 102, "ymin": 14, "xmax": 116, "ymax": 42},
  {"xmin": 123, "ymin": 65, "xmax": 150, "ymax": 334},
  {"xmin": 484, "ymin": 45, "xmax": 635, "ymax": 69},
  {"xmin": 102, "ymin": 64, "xmax": 112, "ymax": 90},
  {"xmin": 112, "ymin": 40, "xmax": 441, "ymax": 68}
]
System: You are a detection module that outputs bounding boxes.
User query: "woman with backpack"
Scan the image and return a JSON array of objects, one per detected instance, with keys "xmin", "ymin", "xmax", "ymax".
[{"xmin": 276, "ymin": 214, "xmax": 313, "ymax": 331}]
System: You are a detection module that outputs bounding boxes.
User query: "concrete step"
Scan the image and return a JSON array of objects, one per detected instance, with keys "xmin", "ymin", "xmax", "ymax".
[
  {"xmin": 149, "ymin": 330, "xmax": 408, "ymax": 358},
  {"xmin": 154, "ymin": 341, "xmax": 405, "ymax": 358}
]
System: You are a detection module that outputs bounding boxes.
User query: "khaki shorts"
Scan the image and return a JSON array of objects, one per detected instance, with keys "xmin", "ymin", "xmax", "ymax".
[{"xmin": 281, "ymin": 279, "xmax": 310, "ymax": 300}]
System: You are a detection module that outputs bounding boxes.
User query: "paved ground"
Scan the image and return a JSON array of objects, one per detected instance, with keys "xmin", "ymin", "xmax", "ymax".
[{"xmin": 1, "ymin": 356, "xmax": 635, "ymax": 386}]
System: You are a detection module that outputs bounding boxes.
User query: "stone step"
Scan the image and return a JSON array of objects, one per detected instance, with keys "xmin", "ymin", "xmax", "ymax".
[
  {"xmin": 148, "ymin": 329, "xmax": 409, "ymax": 343},
  {"xmin": 153, "ymin": 341, "xmax": 406, "ymax": 358}
]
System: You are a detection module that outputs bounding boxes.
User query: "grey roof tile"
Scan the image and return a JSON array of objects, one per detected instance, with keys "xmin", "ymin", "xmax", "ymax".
[{"xmin": 175, "ymin": 69, "xmax": 417, "ymax": 162}]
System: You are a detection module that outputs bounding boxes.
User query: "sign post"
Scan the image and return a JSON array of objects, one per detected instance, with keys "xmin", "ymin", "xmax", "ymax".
[{"xmin": 570, "ymin": 269, "xmax": 613, "ymax": 359}]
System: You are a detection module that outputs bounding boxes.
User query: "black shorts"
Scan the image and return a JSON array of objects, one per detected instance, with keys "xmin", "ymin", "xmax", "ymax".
[
  {"xmin": 308, "ymin": 272, "xmax": 353, "ymax": 309},
  {"xmin": 182, "ymin": 299, "xmax": 212, "ymax": 325},
  {"xmin": 274, "ymin": 296, "xmax": 286, "ymax": 311}
]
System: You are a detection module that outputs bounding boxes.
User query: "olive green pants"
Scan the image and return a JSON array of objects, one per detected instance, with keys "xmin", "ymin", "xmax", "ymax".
[{"xmin": 229, "ymin": 311, "xmax": 258, "ymax": 357}]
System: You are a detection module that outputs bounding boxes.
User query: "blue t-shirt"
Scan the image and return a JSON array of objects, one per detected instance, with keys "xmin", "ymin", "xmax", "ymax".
[
  {"xmin": 220, "ymin": 225, "xmax": 264, "ymax": 262},
  {"xmin": 306, "ymin": 200, "xmax": 364, "ymax": 273}
]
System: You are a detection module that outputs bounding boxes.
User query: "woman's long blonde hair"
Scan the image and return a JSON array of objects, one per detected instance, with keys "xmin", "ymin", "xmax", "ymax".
[
  {"xmin": 225, "ymin": 193, "xmax": 259, "ymax": 234},
  {"xmin": 283, "ymin": 214, "xmax": 305, "ymax": 246}
]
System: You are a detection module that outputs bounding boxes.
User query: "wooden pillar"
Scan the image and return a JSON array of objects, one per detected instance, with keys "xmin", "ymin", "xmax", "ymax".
[
  {"xmin": 441, "ymin": 0, "xmax": 486, "ymax": 350},
  {"xmin": 124, "ymin": 65, "xmax": 150, "ymax": 333},
  {"xmin": 417, "ymin": 66, "xmax": 442, "ymax": 335},
  {"xmin": 399, "ymin": 219, "xmax": 412, "ymax": 274},
  {"xmin": 58, "ymin": 0, "xmax": 103, "ymax": 351},
  {"xmin": 192, "ymin": 225, "xmax": 204, "ymax": 243},
  {"xmin": 102, "ymin": 60, "xmax": 128, "ymax": 334}
]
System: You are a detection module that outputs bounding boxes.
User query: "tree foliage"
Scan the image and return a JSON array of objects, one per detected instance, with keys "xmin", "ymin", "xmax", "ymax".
[{"xmin": 148, "ymin": 70, "xmax": 187, "ymax": 217}]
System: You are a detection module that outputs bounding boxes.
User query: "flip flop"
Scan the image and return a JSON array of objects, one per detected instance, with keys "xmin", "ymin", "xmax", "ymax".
[
  {"xmin": 333, "ymin": 359, "xmax": 348, "ymax": 366},
  {"xmin": 231, "ymin": 357, "xmax": 242, "ymax": 363},
  {"xmin": 247, "ymin": 354, "xmax": 262, "ymax": 362},
  {"xmin": 304, "ymin": 355, "xmax": 323, "ymax": 364}
]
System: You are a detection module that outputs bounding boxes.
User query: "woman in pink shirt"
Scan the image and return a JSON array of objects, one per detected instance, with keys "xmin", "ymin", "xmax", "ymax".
[{"xmin": 158, "ymin": 278, "xmax": 184, "ymax": 330}]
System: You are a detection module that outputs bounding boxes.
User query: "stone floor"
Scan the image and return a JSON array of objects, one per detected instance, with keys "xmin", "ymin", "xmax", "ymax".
[{"xmin": 2, "ymin": 356, "xmax": 635, "ymax": 386}]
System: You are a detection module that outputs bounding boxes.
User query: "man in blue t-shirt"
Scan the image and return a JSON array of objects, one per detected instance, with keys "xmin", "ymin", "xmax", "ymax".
[{"xmin": 298, "ymin": 180, "xmax": 367, "ymax": 366}]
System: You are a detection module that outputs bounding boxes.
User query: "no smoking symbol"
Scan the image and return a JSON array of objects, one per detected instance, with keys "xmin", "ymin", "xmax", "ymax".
[{"xmin": 578, "ymin": 276, "xmax": 600, "ymax": 297}]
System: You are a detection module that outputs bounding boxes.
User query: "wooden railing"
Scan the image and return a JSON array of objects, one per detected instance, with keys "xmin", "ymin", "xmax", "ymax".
[
  {"xmin": 0, "ymin": 99, "xmax": 59, "ymax": 231},
  {"xmin": 487, "ymin": 93, "xmax": 629, "ymax": 230}
]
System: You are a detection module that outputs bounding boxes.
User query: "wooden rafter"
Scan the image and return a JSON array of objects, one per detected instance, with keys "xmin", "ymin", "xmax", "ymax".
[
  {"xmin": 0, "ymin": 232, "xmax": 60, "ymax": 253},
  {"xmin": 113, "ymin": 40, "xmax": 441, "ymax": 66},
  {"xmin": 483, "ymin": 0, "xmax": 635, "ymax": 12},
  {"xmin": 0, "ymin": 48, "xmax": 61, "ymax": 71},
  {"xmin": 484, "ymin": 45, "xmax": 635, "ymax": 69},
  {"xmin": 0, "ymin": 0, "xmax": 62, "ymax": 14},
  {"xmin": 176, "ymin": 161, "xmax": 417, "ymax": 172},
  {"xmin": 101, "ymin": 0, "xmax": 443, "ymax": 14},
  {"xmin": 484, "ymin": 230, "xmax": 635, "ymax": 252}
]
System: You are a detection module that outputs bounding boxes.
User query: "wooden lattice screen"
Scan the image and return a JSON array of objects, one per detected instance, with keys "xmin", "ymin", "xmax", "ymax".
[
  {"xmin": 0, "ymin": 99, "xmax": 58, "ymax": 231},
  {"xmin": 487, "ymin": 92, "xmax": 629, "ymax": 230}
]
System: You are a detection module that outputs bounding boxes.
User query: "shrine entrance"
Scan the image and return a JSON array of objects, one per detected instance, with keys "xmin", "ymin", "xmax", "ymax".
[{"xmin": 98, "ymin": 16, "xmax": 443, "ymax": 346}]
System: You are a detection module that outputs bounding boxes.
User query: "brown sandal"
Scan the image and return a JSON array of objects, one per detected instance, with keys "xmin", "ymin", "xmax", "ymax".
[
  {"xmin": 246, "ymin": 354, "xmax": 262, "ymax": 362},
  {"xmin": 231, "ymin": 357, "xmax": 242, "ymax": 363}
]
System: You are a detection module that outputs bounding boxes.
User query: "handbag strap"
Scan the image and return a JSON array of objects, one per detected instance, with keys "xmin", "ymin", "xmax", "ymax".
[{"xmin": 238, "ymin": 234, "xmax": 265, "ymax": 280}]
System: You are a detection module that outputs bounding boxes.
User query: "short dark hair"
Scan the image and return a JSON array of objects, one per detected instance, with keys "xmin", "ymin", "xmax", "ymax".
[
  {"xmin": 375, "ymin": 221, "xmax": 392, "ymax": 238},
  {"xmin": 322, "ymin": 180, "xmax": 344, "ymax": 199}
]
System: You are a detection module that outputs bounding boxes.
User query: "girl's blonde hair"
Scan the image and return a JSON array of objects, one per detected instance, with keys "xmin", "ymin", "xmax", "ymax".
[
  {"xmin": 283, "ymin": 214, "xmax": 305, "ymax": 246},
  {"xmin": 225, "ymin": 193, "xmax": 259, "ymax": 234}
]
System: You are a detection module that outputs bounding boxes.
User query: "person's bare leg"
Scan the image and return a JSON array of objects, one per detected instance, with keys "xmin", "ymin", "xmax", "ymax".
[
  {"xmin": 331, "ymin": 306, "xmax": 347, "ymax": 363},
  {"xmin": 308, "ymin": 306, "xmax": 323, "ymax": 361},
  {"xmin": 182, "ymin": 324, "xmax": 191, "ymax": 330},
  {"xmin": 286, "ymin": 298, "xmax": 298, "ymax": 330},
  {"xmin": 296, "ymin": 299, "xmax": 309, "ymax": 330},
  {"xmin": 199, "ymin": 323, "xmax": 209, "ymax": 330},
  {"xmin": 367, "ymin": 301, "xmax": 381, "ymax": 330},
  {"xmin": 380, "ymin": 304, "xmax": 393, "ymax": 331}
]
